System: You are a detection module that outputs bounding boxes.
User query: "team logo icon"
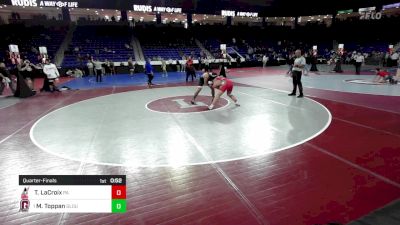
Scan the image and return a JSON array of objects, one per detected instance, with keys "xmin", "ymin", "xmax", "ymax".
[{"xmin": 20, "ymin": 187, "xmax": 30, "ymax": 212}]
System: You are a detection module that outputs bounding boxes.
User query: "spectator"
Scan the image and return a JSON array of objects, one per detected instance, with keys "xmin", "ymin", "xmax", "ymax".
[
  {"xmin": 176, "ymin": 59, "xmax": 181, "ymax": 72},
  {"xmin": 333, "ymin": 52, "xmax": 343, "ymax": 73},
  {"xmin": 128, "ymin": 57, "xmax": 135, "ymax": 75},
  {"xmin": 247, "ymin": 46, "xmax": 254, "ymax": 55},
  {"xmin": 42, "ymin": 59, "xmax": 60, "ymax": 92},
  {"xmin": 87, "ymin": 60, "xmax": 94, "ymax": 76},
  {"xmin": 310, "ymin": 52, "xmax": 318, "ymax": 72},
  {"xmin": 219, "ymin": 63, "xmax": 227, "ymax": 77},
  {"xmin": 109, "ymin": 60, "xmax": 115, "ymax": 75},
  {"xmin": 66, "ymin": 68, "xmax": 83, "ymax": 78},
  {"xmin": 19, "ymin": 60, "xmax": 41, "ymax": 91},
  {"xmin": 0, "ymin": 62, "xmax": 15, "ymax": 95},
  {"xmin": 205, "ymin": 58, "xmax": 210, "ymax": 69},
  {"xmin": 161, "ymin": 58, "xmax": 168, "ymax": 77},
  {"xmin": 186, "ymin": 57, "xmax": 195, "ymax": 82},
  {"xmin": 93, "ymin": 59, "xmax": 103, "ymax": 82},
  {"xmin": 181, "ymin": 56, "xmax": 186, "ymax": 72},
  {"xmin": 103, "ymin": 59, "xmax": 111, "ymax": 75},
  {"xmin": 390, "ymin": 51, "xmax": 399, "ymax": 67},
  {"xmin": 286, "ymin": 53, "xmax": 295, "ymax": 75},
  {"xmin": 262, "ymin": 54, "xmax": 268, "ymax": 68}
]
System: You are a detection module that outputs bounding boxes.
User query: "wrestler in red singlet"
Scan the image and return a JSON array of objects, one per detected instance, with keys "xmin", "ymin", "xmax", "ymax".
[{"xmin": 208, "ymin": 76, "xmax": 239, "ymax": 110}]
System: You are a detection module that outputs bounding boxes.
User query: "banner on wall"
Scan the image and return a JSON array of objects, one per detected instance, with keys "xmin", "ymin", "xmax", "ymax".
[
  {"xmin": 221, "ymin": 10, "xmax": 258, "ymax": 17},
  {"xmin": 133, "ymin": 5, "xmax": 182, "ymax": 13},
  {"xmin": 10, "ymin": 0, "xmax": 78, "ymax": 8}
]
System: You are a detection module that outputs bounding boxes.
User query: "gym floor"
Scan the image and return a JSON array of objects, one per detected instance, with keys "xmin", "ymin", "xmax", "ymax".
[{"xmin": 1, "ymin": 66, "xmax": 399, "ymax": 225}]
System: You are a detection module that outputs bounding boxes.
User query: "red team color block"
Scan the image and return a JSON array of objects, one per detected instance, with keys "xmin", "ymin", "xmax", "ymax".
[{"xmin": 112, "ymin": 185, "xmax": 126, "ymax": 199}]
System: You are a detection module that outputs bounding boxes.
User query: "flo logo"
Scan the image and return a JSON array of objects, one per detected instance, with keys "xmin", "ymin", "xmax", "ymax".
[
  {"xmin": 359, "ymin": 11, "xmax": 382, "ymax": 20},
  {"xmin": 147, "ymin": 95, "xmax": 229, "ymax": 113},
  {"xmin": 19, "ymin": 187, "xmax": 30, "ymax": 212}
]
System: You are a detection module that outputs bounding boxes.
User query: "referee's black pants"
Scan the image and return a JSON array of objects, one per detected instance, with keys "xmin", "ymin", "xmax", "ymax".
[
  {"xmin": 355, "ymin": 62, "xmax": 362, "ymax": 75},
  {"xmin": 186, "ymin": 70, "xmax": 195, "ymax": 82},
  {"xmin": 96, "ymin": 69, "xmax": 102, "ymax": 82},
  {"xmin": 291, "ymin": 70, "xmax": 303, "ymax": 95}
]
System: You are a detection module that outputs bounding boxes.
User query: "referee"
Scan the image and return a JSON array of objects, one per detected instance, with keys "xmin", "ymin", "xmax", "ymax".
[
  {"xmin": 354, "ymin": 52, "xmax": 364, "ymax": 75},
  {"xmin": 288, "ymin": 50, "xmax": 305, "ymax": 98}
]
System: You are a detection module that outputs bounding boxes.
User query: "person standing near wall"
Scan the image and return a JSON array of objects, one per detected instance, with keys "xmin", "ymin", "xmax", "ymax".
[
  {"xmin": 128, "ymin": 57, "xmax": 135, "ymax": 75},
  {"xmin": 161, "ymin": 58, "xmax": 168, "ymax": 77},
  {"xmin": 93, "ymin": 59, "xmax": 103, "ymax": 82},
  {"xmin": 87, "ymin": 60, "xmax": 94, "ymax": 76},
  {"xmin": 186, "ymin": 57, "xmax": 195, "ymax": 82},
  {"xmin": 262, "ymin": 54, "xmax": 268, "ymax": 68}
]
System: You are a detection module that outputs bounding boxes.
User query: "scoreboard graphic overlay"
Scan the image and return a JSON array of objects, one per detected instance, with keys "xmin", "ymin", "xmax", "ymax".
[{"xmin": 19, "ymin": 175, "xmax": 126, "ymax": 213}]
